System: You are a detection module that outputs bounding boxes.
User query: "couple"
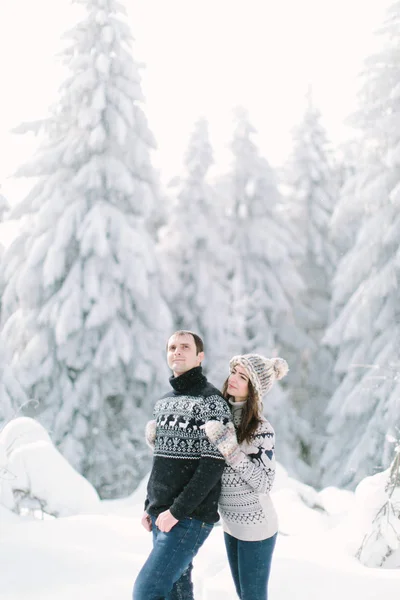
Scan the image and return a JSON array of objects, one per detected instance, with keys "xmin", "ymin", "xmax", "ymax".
[{"xmin": 133, "ymin": 330, "xmax": 288, "ymax": 600}]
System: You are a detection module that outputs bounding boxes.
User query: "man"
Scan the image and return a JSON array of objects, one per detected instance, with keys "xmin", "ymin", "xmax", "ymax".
[{"xmin": 133, "ymin": 330, "xmax": 231, "ymax": 600}]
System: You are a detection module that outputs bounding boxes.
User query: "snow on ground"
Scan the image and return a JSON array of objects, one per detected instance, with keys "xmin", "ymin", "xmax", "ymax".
[
  {"xmin": 1, "ymin": 489, "xmax": 400, "ymax": 600},
  {"xmin": 0, "ymin": 420, "xmax": 399, "ymax": 599}
]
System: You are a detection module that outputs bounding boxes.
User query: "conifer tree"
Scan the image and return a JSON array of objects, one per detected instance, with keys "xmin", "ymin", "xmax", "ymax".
[
  {"xmin": 322, "ymin": 1, "xmax": 400, "ymax": 488},
  {"xmin": 0, "ymin": 0, "xmax": 172, "ymax": 497}
]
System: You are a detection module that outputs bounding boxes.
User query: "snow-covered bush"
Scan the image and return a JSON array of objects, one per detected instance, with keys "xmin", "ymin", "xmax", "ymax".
[{"xmin": 0, "ymin": 417, "xmax": 100, "ymax": 518}]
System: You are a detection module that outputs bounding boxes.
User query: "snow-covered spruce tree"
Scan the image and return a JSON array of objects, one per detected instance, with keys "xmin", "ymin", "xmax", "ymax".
[
  {"xmin": 0, "ymin": 0, "xmax": 172, "ymax": 498},
  {"xmin": 0, "ymin": 191, "xmax": 11, "ymax": 424},
  {"xmin": 284, "ymin": 96, "xmax": 339, "ymax": 472},
  {"xmin": 329, "ymin": 139, "xmax": 365, "ymax": 257},
  {"xmin": 157, "ymin": 118, "xmax": 233, "ymax": 385},
  {"xmin": 227, "ymin": 107, "xmax": 311, "ymax": 479},
  {"xmin": 0, "ymin": 191, "xmax": 27, "ymax": 425},
  {"xmin": 0, "ymin": 345, "xmax": 28, "ymax": 428},
  {"xmin": 321, "ymin": 1, "xmax": 400, "ymax": 489},
  {"xmin": 356, "ymin": 443, "xmax": 400, "ymax": 567}
]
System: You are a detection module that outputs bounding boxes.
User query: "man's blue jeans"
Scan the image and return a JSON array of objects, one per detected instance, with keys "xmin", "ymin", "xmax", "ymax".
[
  {"xmin": 133, "ymin": 516, "xmax": 213, "ymax": 600},
  {"xmin": 224, "ymin": 532, "xmax": 277, "ymax": 600}
]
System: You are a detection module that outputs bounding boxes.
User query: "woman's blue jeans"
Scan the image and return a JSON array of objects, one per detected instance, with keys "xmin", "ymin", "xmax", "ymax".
[
  {"xmin": 133, "ymin": 515, "xmax": 213, "ymax": 600},
  {"xmin": 224, "ymin": 531, "xmax": 277, "ymax": 600}
]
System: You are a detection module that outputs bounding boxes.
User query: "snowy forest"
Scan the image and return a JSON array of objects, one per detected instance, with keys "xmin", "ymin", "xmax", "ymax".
[{"xmin": 0, "ymin": 0, "xmax": 400, "ymax": 579}]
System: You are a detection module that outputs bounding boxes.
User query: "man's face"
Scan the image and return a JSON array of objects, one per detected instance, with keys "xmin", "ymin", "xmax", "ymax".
[{"xmin": 167, "ymin": 333, "xmax": 204, "ymax": 376}]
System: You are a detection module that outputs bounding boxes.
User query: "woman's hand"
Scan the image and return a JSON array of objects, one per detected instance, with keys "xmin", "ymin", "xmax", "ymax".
[
  {"xmin": 205, "ymin": 420, "xmax": 243, "ymax": 466},
  {"xmin": 145, "ymin": 419, "xmax": 157, "ymax": 449}
]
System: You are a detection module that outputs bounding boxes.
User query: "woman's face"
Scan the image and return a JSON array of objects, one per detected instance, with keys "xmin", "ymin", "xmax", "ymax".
[{"xmin": 227, "ymin": 364, "xmax": 250, "ymax": 401}]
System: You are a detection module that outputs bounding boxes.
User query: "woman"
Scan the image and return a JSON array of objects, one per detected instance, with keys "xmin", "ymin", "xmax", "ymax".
[{"xmin": 205, "ymin": 353, "xmax": 288, "ymax": 600}]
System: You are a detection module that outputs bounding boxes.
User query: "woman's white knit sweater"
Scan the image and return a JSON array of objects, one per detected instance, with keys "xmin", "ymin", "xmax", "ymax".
[{"xmin": 219, "ymin": 401, "xmax": 278, "ymax": 541}]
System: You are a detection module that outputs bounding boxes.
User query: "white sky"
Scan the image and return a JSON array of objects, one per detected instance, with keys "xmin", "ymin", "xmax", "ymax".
[{"xmin": 0, "ymin": 0, "xmax": 391, "ymax": 210}]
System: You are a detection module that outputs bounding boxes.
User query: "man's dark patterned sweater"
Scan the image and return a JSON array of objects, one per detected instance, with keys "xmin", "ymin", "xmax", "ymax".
[{"xmin": 145, "ymin": 366, "xmax": 231, "ymax": 524}]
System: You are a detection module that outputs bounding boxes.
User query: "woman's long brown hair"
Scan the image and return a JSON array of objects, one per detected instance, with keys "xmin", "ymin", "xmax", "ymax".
[{"xmin": 221, "ymin": 377, "xmax": 262, "ymax": 444}]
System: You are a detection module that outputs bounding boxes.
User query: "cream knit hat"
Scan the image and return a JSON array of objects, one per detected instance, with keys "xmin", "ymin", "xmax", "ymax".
[{"xmin": 229, "ymin": 354, "xmax": 289, "ymax": 403}]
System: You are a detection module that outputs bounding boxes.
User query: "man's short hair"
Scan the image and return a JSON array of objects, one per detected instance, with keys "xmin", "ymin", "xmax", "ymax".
[{"xmin": 168, "ymin": 330, "xmax": 204, "ymax": 354}]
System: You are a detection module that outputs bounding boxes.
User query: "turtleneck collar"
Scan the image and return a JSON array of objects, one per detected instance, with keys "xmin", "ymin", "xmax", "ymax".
[
  {"xmin": 169, "ymin": 366, "xmax": 206, "ymax": 393},
  {"xmin": 228, "ymin": 398, "xmax": 246, "ymax": 426},
  {"xmin": 229, "ymin": 399, "xmax": 247, "ymax": 407}
]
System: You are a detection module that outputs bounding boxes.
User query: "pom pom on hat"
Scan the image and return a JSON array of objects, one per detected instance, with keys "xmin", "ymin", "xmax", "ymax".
[{"xmin": 272, "ymin": 357, "xmax": 289, "ymax": 381}]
